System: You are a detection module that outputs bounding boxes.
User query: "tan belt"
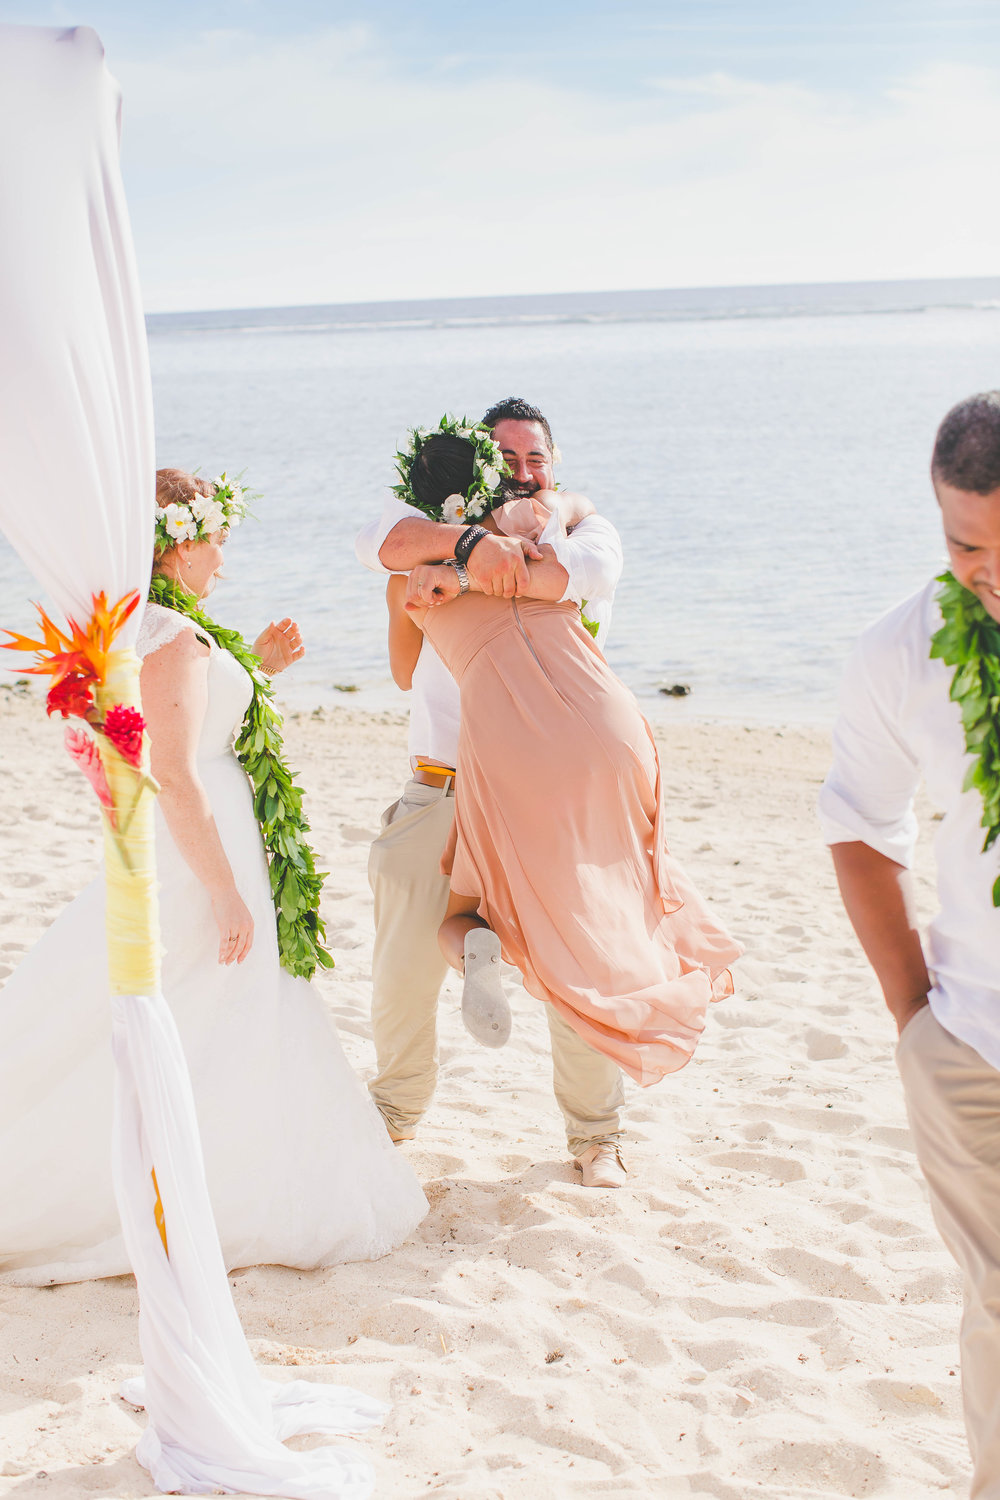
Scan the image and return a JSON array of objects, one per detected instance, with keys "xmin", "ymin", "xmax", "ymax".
[{"xmin": 413, "ymin": 760, "xmax": 457, "ymax": 792}]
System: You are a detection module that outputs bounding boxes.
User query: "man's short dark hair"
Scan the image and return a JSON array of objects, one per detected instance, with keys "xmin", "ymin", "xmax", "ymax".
[
  {"xmin": 932, "ymin": 392, "xmax": 1000, "ymax": 494},
  {"xmin": 480, "ymin": 396, "xmax": 553, "ymax": 453}
]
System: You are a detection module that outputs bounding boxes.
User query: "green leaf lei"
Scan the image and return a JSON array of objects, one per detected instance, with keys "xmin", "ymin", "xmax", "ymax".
[
  {"xmin": 930, "ymin": 569, "xmax": 1000, "ymax": 906},
  {"xmin": 147, "ymin": 575, "xmax": 334, "ymax": 976}
]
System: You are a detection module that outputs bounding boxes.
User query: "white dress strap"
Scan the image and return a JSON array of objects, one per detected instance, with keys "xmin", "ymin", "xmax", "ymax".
[{"xmin": 135, "ymin": 602, "xmax": 209, "ymax": 660}]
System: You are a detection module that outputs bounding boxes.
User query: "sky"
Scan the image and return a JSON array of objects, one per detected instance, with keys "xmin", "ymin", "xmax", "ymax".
[{"xmin": 2, "ymin": 0, "xmax": 999, "ymax": 311}]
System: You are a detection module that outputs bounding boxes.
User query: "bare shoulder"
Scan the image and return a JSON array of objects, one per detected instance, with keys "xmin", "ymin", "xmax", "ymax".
[{"xmin": 141, "ymin": 622, "xmax": 210, "ymax": 676}]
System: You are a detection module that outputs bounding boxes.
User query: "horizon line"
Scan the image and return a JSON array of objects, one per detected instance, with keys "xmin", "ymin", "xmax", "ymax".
[{"xmin": 144, "ymin": 271, "xmax": 1000, "ymax": 323}]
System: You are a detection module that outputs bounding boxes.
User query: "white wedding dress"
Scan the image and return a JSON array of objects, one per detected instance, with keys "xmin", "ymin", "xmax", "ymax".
[{"xmin": 0, "ymin": 604, "xmax": 427, "ymax": 1286}]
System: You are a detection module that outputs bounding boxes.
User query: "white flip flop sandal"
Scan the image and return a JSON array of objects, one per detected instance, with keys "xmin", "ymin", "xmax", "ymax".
[{"xmin": 461, "ymin": 927, "xmax": 511, "ymax": 1048}]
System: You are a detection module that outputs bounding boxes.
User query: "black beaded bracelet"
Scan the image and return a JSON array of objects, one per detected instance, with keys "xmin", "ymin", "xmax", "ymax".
[{"xmin": 454, "ymin": 524, "xmax": 489, "ymax": 564}]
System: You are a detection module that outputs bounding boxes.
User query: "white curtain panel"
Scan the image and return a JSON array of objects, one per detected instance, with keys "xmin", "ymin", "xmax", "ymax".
[{"xmin": 0, "ymin": 26, "xmax": 384, "ymax": 1498}]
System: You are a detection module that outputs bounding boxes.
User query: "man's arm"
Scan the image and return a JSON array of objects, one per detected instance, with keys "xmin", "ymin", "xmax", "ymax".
[
  {"xmin": 378, "ymin": 515, "xmax": 542, "ymax": 599},
  {"xmin": 819, "ymin": 620, "xmax": 929, "ymax": 1036},
  {"xmin": 830, "ymin": 842, "xmax": 930, "ymax": 1035},
  {"xmin": 405, "ymin": 548, "xmax": 571, "ymax": 611},
  {"xmin": 356, "ymin": 494, "xmax": 540, "ymax": 594}
]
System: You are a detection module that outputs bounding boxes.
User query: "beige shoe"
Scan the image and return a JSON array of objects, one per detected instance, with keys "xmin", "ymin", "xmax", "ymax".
[
  {"xmin": 574, "ymin": 1142, "xmax": 628, "ymax": 1189},
  {"xmin": 378, "ymin": 1111, "xmax": 416, "ymax": 1145}
]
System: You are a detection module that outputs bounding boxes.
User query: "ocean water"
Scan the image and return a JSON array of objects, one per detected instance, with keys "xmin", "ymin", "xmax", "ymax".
[{"xmin": 3, "ymin": 278, "xmax": 999, "ymax": 724}]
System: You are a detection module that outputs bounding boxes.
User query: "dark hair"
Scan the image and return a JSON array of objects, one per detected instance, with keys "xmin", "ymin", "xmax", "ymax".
[
  {"xmin": 480, "ymin": 396, "xmax": 553, "ymax": 453},
  {"xmin": 410, "ymin": 434, "xmax": 476, "ymax": 512},
  {"xmin": 931, "ymin": 392, "xmax": 1000, "ymax": 494}
]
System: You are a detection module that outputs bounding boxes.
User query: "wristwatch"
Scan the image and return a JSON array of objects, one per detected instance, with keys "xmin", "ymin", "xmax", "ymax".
[
  {"xmin": 455, "ymin": 524, "xmax": 489, "ymax": 564},
  {"xmin": 444, "ymin": 559, "xmax": 470, "ymax": 593}
]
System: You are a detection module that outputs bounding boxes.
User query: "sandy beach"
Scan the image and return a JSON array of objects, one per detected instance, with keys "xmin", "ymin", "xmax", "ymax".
[{"xmin": 0, "ymin": 687, "xmax": 969, "ymax": 1499}]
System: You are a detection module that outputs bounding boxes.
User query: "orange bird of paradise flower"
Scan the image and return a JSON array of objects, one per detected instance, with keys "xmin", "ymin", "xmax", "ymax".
[{"xmin": 1, "ymin": 590, "xmax": 141, "ymax": 713}]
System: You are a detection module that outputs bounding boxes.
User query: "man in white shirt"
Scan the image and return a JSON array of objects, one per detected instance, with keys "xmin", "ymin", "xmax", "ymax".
[
  {"xmin": 355, "ymin": 397, "xmax": 628, "ymax": 1187},
  {"xmin": 819, "ymin": 391, "xmax": 1000, "ymax": 1496}
]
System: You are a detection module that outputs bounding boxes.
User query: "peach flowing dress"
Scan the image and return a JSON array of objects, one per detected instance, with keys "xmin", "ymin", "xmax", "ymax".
[{"xmin": 421, "ymin": 582, "xmax": 742, "ymax": 1088}]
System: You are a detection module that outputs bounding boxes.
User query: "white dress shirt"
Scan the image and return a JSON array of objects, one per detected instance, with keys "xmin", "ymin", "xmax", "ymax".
[
  {"xmin": 355, "ymin": 494, "xmax": 624, "ymax": 770},
  {"xmin": 818, "ymin": 579, "xmax": 1000, "ymax": 1071}
]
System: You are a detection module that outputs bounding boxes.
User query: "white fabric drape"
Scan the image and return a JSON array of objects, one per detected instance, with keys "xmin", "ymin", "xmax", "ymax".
[
  {"xmin": 0, "ymin": 24, "xmax": 151, "ymax": 636},
  {"xmin": 112, "ymin": 997, "xmax": 383, "ymax": 1499},
  {"xmin": 0, "ymin": 25, "xmax": 383, "ymax": 1497}
]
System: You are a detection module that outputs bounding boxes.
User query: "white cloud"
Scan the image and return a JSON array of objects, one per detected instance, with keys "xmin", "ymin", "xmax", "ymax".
[{"xmin": 111, "ymin": 30, "xmax": 1000, "ymax": 310}]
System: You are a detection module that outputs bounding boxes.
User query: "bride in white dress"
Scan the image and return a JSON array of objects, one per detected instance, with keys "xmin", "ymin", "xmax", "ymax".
[{"xmin": 0, "ymin": 469, "xmax": 426, "ymax": 1286}]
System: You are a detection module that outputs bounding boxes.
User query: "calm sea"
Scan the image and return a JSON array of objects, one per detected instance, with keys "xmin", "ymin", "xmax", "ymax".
[{"xmin": 3, "ymin": 277, "xmax": 999, "ymax": 725}]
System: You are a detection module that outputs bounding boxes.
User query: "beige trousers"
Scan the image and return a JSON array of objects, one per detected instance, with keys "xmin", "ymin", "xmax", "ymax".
[
  {"xmin": 896, "ymin": 1006, "xmax": 1000, "ymax": 1498},
  {"xmin": 367, "ymin": 777, "xmax": 624, "ymax": 1154}
]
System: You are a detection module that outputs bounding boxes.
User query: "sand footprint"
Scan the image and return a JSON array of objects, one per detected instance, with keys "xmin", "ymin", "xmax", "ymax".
[
  {"xmin": 706, "ymin": 1149, "xmax": 806, "ymax": 1183},
  {"xmin": 867, "ymin": 1124, "xmax": 914, "ymax": 1149},
  {"xmin": 766, "ymin": 1246, "xmax": 886, "ymax": 1303},
  {"xmin": 747, "ymin": 1437, "xmax": 888, "ymax": 1494},
  {"xmin": 756, "ymin": 1297, "xmax": 835, "ymax": 1328},
  {"xmin": 784, "ymin": 1105, "xmax": 865, "ymax": 1134},
  {"xmin": 338, "ymin": 824, "xmax": 375, "ymax": 843},
  {"xmin": 805, "ymin": 1027, "xmax": 848, "ymax": 1060}
]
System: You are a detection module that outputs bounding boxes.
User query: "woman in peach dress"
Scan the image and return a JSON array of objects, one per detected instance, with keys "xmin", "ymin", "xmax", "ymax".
[{"xmin": 392, "ymin": 424, "xmax": 741, "ymax": 1090}]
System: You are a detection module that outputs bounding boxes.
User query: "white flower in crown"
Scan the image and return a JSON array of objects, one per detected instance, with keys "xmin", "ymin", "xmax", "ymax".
[
  {"xmin": 201, "ymin": 500, "xmax": 227, "ymax": 534},
  {"xmin": 465, "ymin": 494, "xmax": 488, "ymax": 520},
  {"xmin": 442, "ymin": 493, "xmax": 467, "ymax": 524},
  {"xmin": 162, "ymin": 502, "xmax": 198, "ymax": 543},
  {"xmin": 189, "ymin": 491, "xmax": 213, "ymax": 523},
  {"xmin": 481, "ymin": 465, "xmax": 501, "ymax": 490}
]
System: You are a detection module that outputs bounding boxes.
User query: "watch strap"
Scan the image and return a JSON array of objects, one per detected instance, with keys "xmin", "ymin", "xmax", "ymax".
[{"xmin": 444, "ymin": 558, "xmax": 470, "ymax": 593}]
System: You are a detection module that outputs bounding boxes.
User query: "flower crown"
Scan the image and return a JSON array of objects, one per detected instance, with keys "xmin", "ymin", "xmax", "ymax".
[
  {"xmin": 154, "ymin": 473, "xmax": 250, "ymax": 554},
  {"xmin": 392, "ymin": 415, "xmax": 509, "ymax": 524}
]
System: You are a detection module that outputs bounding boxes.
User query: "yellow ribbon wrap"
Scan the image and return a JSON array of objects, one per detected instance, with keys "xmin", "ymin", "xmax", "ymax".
[
  {"xmin": 151, "ymin": 1167, "xmax": 169, "ymax": 1256},
  {"xmin": 95, "ymin": 649, "xmax": 161, "ymax": 998}
]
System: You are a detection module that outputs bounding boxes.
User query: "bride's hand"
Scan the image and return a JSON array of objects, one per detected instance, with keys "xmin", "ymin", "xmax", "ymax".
[
  {"xmin": 405, "ymin": 564, "xmax": 460, "ymax": 611},
  {"xmin": 211, "ymin": 886, "xmax": 254, "ymax": 965},
  {"xmin": 252, "ymin": 618, "xmax": 304, "ymax": 675},
  {"xmin": 538, "ymin": 489, "xmax": 595, "ymax": 530}
]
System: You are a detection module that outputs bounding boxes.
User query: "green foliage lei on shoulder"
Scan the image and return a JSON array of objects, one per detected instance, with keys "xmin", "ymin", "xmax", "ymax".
[
  {"xmin": 930, "ymin": 570, "xmax": 1000, "ymax": 905},
  {"xmin": 147, "ymin": 575, "xmax": 334, "ymax": 976}
]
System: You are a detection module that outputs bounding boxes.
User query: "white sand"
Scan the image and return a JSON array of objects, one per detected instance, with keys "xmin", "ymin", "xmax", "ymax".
[{"xmin": 0, "ymin": 688, "xmax": 969, "ymax": 1498}]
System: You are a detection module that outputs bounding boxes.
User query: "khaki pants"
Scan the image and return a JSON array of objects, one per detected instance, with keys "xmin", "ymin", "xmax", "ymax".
[
  {"xmin": 367, "ymin": 777, "xmax": 624, "ymax": 1154},
  {"xmin": 896, "ymin": 1006, "xmax": 1000, "ymax": 1498}
]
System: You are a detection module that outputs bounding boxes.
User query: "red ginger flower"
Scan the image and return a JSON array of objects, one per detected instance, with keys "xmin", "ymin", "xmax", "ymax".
[
  {"xmin": 103, "ymin": 704, "xmax": 146, "ymax": 766},
  {"xmin": 64, "ymin": 728, "xmax": 114, "ymax": 819},
  {"xmin": 46, "ymin": 672, "xmax": 96, "ymax": 719}
]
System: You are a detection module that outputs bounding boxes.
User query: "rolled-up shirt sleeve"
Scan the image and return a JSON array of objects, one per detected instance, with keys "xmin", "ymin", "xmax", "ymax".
[
  {"xmin": 354, "ymin": 495, "xmax": 423, "ymax": 575},
  {"xmin": 537, "ymin": 511, "xmax": 623, "ymax": 652},
  {"xmin": 548, "ymin": 513, "xmax": 623, "ymax": 602},
  {"xmin": 818, "ymin": 636, "xmax": 921, "ymax": 867}
]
